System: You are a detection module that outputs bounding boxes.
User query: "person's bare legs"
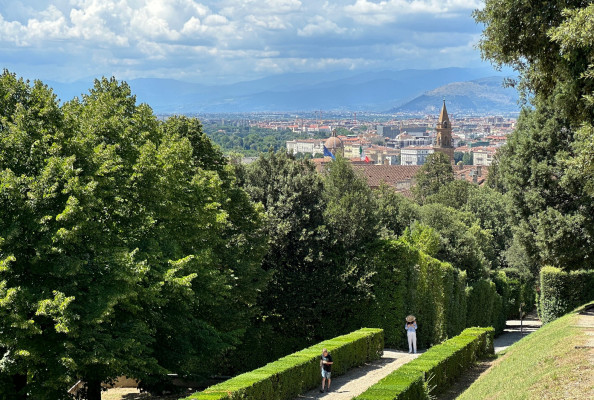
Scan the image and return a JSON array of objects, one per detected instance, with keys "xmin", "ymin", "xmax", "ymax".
[{"xmin": 321, "ymin": 377, "xmax": 326, "ymax": 391}]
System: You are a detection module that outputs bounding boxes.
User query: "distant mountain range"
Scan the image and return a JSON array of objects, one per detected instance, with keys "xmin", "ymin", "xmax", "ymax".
[
  {"xmin": 392, "ymin": 77, "xmax": 519, "ymax": 115},
  {"xmin": 46, "ymin": 68, "xmax": 519, "ymax": 114}
]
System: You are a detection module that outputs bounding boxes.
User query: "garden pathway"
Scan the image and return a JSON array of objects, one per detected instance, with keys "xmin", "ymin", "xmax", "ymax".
[
  {"xmin": 493, "ymin": 312, "xmax": 541, "ymax": 353},
  {"xmin": 296, "ymin": 314, "xmax": 543, "ymax": 400},
  {"xmin": 295, "ymin": 349, "xmax": 420, "ymax": 400}
]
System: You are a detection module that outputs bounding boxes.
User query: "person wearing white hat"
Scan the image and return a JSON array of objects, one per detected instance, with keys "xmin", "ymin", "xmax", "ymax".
[{"xmin": 405, "ymin": 315, "xmax": 417, "ymax": 354}]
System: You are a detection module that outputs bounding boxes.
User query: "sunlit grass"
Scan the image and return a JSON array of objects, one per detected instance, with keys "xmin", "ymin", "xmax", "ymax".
[{"xmin": 457, "ymin": 302, "xmax": 594, "ymax": 400}]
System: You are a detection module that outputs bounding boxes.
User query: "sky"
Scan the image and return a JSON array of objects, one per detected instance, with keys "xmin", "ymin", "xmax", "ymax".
[{"xmin": 0, "ymin": 0, "xmax": 493, "ymax": 85}]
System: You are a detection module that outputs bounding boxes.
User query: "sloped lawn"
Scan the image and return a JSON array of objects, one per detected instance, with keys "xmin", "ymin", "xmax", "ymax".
[{"xmin": 457, "ymin": 302, "xmax": 594, "ymax": 400}]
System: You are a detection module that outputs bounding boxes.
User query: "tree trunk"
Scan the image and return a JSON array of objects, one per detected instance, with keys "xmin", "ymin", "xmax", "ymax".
[{"xmin": 85, "ymin": 380, "xmax": 102, "ymax": 400}]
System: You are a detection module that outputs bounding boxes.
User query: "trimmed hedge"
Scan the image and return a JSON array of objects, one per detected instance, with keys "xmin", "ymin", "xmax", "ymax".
[
  {"xmin": 466, "ymin": 279, "xmax": 505, "ymax": 335},
  {"xmin": 539, "ymin": 266, "xmax": 594, "ymax": 324},
  {"xmin": 185, "ymin": 328, "xmax": 383, "ymax": 400},
  {"xmin": 491, "ymin": 269, "xmax": 536, "ymax": 320},
  {"xmin": 364, "ymin": 240, "xmax": 468, "ymax": 349},
  {"xmin": 353, "ymin": 327, "xmax": 494, "ymax": 400},
  {"xmin": 363, "ymin": 239, "xmax": 505, "ymax": 348}
]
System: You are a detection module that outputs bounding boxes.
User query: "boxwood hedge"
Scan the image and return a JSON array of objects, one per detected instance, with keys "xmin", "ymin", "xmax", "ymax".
[
  {"xmin": 539, "ymin": 266, "xmax": 594, "ymax": 323},
  {"xmin": 184, "ymin": 328, "xmax": 383, "ymax": 400},
  {"xmin": 362, "ymin": 239, "xmax": 506, "ymax": 349},
  {"xmin": 353, "ymin": 327, "xmax": 494, "ymax": 400}
]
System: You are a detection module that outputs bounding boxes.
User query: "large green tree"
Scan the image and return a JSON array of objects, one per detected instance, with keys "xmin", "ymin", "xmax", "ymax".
[
  {"xmin": 375, "ymin": 183, "xmax": 420, "ymax": 236},
  {"xmin": 321, "ymin": 156, "xmax": 380, "ymax": 332},
  {"xmin": 417, "ymin": 204, "xmax": 491, "ymax": 282},
  {"xmin": 412, "ymin": 152, "xmax": 454, "ymax": 204},
  {"xmin": 133, "ymin": 116, "xmax": 267, "ymax": 392},
  {"xmin": 0, "ymin": 70, "xmax": 81, "ymax": 400},
  {"xmin": 237, "ymin": 151, "xmax": 330, "ymax": 368},
  {"xmin": 474, "ymin": 0, "xmax": 594, "ymax": 272},
  {"xmin": 0, "ymin": 73, "xmax": 267, "ymax": 398}
]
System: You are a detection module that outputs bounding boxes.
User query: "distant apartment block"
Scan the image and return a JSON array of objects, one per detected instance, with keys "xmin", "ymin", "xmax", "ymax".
[
  {"xmin": 286, "ymin": 139, "xmax": 325, "ymax": 156},
  {"xmin": 400, "ymin": 146, "xmax": 434, "ymax": 165},
  {"xmin": 376, "ymin": 125, "xmax": 400, "ymax": 138},
  {"xmin": 387, "ymin": 133, "xmax": 433, "ymax": 149},
  {"xmin": 473, "ymin": 147, "xmax": 498, "ymax": 166}
]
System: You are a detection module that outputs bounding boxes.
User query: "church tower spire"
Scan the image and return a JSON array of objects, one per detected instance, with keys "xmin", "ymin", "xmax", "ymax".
[
  {"xmin": 434, "ymin": 100, "xmax": 454, "ymax": 162},
  {"xmin": 438, "ymin": 99, "xmax": 449, "ymax": 127}
]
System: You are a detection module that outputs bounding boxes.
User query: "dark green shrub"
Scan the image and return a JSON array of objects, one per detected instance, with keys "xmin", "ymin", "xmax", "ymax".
[
  {"xmin": 540, "ymin": 266, "xmax": 594, "ymax": 323},
  {"xmin": 363, "ymin": 240, "xmax": 469, "ymax": 349},
  {"xmin": 353, "ymin": 327, "xmax": 494, "ymax": 400},
  {"xmin": 466, "ymin": 279, "xmax": 504, "ymax": 334},
  {"xmin": 492, "ymin": 269, "xmax": 536, "ymax": 320},
  {"xmin": 365, "ymin": 240, "xmax": 416, "ymax": 348},
  {"xmin": 186, "ymin": 328, "xmax": 383, "ymax": 400},
  {"xmin": 364, "ymin": 239, "xmax": 505, "ymax": 350},
  {"xmin": 445, "ymin": 267, "xmax": 467, "ymax": 338}
]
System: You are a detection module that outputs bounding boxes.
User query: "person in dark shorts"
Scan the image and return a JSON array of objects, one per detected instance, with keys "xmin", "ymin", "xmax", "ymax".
[{"xmin": 320, "ymin": 348, "xmax": 333, "ymax": 393}]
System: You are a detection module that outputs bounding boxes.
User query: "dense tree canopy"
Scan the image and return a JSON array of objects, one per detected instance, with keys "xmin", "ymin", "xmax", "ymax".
[
  {"xmin": 0, "ymin": 72, "xmax": 267, "ymax": 398},
  {"xmin": 412, "ymin": 152, "xmax": 454, "ymax": 204},
  {"xmin": 237, "ymin": 151, "xmax": 329, "ymax": 366},
  {"xmin": 203, "ymin": 124, "xmax": 326, "ymax": 156},
  {"xmin": 475, "ymin": 0, "xmax": 594, "ymax": 272}
]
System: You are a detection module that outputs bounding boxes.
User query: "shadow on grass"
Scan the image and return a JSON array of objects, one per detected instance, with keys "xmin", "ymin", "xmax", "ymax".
[{"xmin": 432, "ymin": 355, "xmax": 498, "ymax": 400}]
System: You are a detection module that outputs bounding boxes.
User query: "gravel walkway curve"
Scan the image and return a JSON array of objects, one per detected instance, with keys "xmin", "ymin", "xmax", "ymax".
[
  {"xmin": 295, "ymin": 350, "xmax": 420, "ymax": 400},
  {"xmin": 493, "ymin": 313, "xmax": 542, "ymax": 354}
]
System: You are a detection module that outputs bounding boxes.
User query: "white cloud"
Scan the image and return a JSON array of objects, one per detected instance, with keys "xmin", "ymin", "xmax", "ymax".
[
  {"xmin": 245, "ymin": 15, "xmax": 289, "ymax": 30},
  {"xmin": 344, "ymin": 0, "xmax": 482, "ymax": 24},
  {"xmin": 298, "ymin": 16, "xmax": 346, "ymax": 37},
  {"xmin": 0, "ymin": 0, "xmax": 489, "ymax": 83},
  {"xmin": 220, "ymin": 0, "xmax": 303, "ymax": 17}
]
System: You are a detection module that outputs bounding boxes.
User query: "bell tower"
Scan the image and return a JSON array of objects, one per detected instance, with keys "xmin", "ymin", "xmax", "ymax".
[{"xmin": 433, "ymin": 100, "xmax": 454, "ymax": 162}]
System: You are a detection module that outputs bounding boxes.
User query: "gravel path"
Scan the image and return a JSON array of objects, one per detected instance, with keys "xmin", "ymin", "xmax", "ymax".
[
  {"xmin": 295, "ymin": 350, "xmax": 420, "ymax": 400},
  {"xmin": 494, "ymin": 313, "xmax": 542, "ymax": 354},
  {"xmin": 296, "ymin": 314, "xmax": 544, "ymax": 400}
]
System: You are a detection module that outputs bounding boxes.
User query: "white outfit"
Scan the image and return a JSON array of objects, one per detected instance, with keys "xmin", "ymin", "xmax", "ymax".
[{"xmin": 405, "ymin": 322, "xmax": 417, "ymax": 354}]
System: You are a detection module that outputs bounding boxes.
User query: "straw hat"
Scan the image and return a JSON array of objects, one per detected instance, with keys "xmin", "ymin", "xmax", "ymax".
[{"xmin": 406, "ymin": 315, "xmax": 416, "ymax": 323}]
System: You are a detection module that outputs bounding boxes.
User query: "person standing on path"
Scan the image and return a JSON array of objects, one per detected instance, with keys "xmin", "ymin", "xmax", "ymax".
[
  {"xmin": 405, "ymin": 315, "xmax": 417, "ymax": 354},
  {"xmin": 320, "ymin": 348, "xmax": 333, "ymax": 393}
]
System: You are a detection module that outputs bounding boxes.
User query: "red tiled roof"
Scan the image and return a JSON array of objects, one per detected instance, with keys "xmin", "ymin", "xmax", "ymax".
[
  {"xmin": 454, "ymin": 165, "xmax": 490, "ymax": 185},
  {"xmin": 352, "ymin": 165, "xmax": 421, "ymax": 188}
]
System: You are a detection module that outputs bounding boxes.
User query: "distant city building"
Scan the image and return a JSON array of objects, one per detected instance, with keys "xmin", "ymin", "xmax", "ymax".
[
  {"xmin": 400, "ymin": 146, "xmax": 434, "ymax": 165},
  {"xmin": 473, "ymin": 147, "xmax": 498, "ymax": 166},
  {"xmin": 376, "ymin": 125, "xmax": 400, "ymax": 138},
  {"xmin": 324, "ymin": 130, "xmax": 344, "ymax": 157},
  {"xmin": 387, "ymin": 133, "xmax": 433, "ymax": 149},
  {"xmin": 364, "ymin": 145, "xmax": 400, "ymax": 165},
  {"xmin": 399, "ymin": 125, "xmax": 429, "ymax": 137},
  {"xmin": 286, "ymin": 139, "xmax": 325, "ymax": 156},
  {"xmin": 433, "ymin": 100, "xmax": 455, "ymax": 163}
]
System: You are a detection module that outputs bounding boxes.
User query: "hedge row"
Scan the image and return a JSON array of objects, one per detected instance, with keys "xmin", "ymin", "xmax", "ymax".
[
  {"xmin": 353, "ymin": 327, "xmax": 494, "ymax": 400},
  {"xmin": 185, "ymin": 328, "xmax": 383, "ymax": 400},
  {"xmin": 362, "ymin": 239, "xmax": 505, "ymax": 349},
  {"xmin": 539, "ymin": 266, "xmax": 594, "ymax": 324},
  {"xmin": 491, "ymin": 269, "xmax": 536, "ymax": 320}
]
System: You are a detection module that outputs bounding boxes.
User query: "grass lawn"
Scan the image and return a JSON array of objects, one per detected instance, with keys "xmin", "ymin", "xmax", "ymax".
[{"xmin": 457, "ymin": 302, "xmax": 594, "ymax": 400}]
